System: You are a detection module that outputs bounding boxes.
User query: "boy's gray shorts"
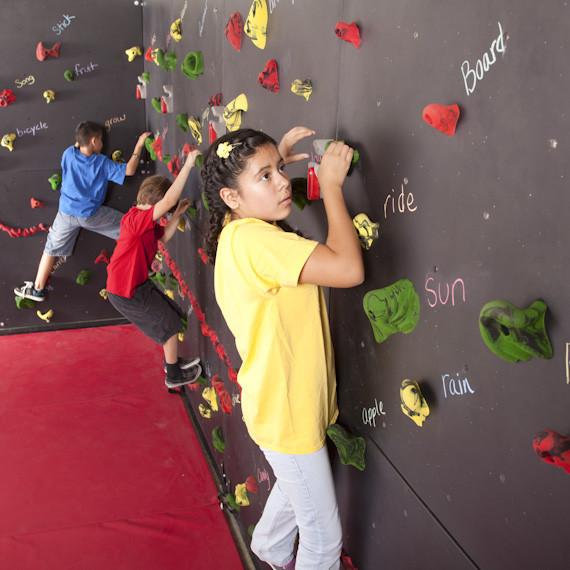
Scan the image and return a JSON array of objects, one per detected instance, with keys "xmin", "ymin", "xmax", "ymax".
[
  {"xmin": 107, "ymin": 280, "xmax": 185, "ymax": 345},
  {"xmin": 44, "ymin": 206, "xmax": 123, "ymax": 257}
]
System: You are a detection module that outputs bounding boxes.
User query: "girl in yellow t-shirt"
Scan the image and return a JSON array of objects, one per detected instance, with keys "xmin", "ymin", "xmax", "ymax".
[{"xmin": 202, "ymin": 127, "xmax": 363, "ymax": 570}]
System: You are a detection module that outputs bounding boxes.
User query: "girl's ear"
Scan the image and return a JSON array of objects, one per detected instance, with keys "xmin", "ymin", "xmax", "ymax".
[{"xmin": 219, "ymin": 187, "xmax": 240, "ymax": 210}]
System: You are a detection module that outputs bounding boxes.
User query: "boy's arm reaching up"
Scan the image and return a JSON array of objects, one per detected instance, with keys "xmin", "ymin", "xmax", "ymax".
[
  {"xmin": 160, "ymin": 199, "xmax": 190, "ymax": 243},
  {"xmin": 153, "ymin": 150, "xmax": 201, "ymax": 221},
  {"xmin": 125, "ymin": 131, "xmax": 152, "ymax": 176}
]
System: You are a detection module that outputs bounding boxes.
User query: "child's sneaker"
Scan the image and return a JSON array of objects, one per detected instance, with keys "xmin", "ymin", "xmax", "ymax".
[
  {"xmin": 14, "ymin": 281, "xmax": 46, "ymax": 302},
  {"xmin": 165, "ymin": 363, "xmax": 202, "ymax": 389},
  {"xmin": 163, "ymin": 356, "xmax": 200, "ymax": 373}
]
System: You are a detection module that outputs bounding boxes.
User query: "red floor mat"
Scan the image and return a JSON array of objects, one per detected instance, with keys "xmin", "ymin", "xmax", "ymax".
[{"xmin": 0, "ymin": 325, "xmax": 243, "ymax": 570}]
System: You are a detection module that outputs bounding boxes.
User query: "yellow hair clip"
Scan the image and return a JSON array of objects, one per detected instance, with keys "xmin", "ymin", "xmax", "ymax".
[{"xmin": 216, "ymin": 141, "xmax": 238, "ymax": 159}]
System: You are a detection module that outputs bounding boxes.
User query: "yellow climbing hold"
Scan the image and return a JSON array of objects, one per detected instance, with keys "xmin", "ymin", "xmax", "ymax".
[
  {"xmin": 43, "ymin": 90, "xmax": 56, "ymax": 104},
  {"xmin": 177, "ymin": 331, "xmax": 185, "ymax": 342},
  {"xmin": 400, "ymin": 379, "xmax": 430, "ymax": 427},
  {"xmin": 170, "ymin": 18, "xmax": 182, "ymax": 42},
  {"xmin": 235, "ymin": 483, "xmax": 250, "ymax": 506},
  {"xmin": 223, "ymin": 93, "xmax": 248, "ymax": 132},
  {"xmin": 125, "ymin": 46, "xmax": 142, "ymax": 62},
  {"xmin": 177, "ymin": 218, "xmax": 186, "ymax": 232},
  {"xmin": 187, "ymin": 116, "xmax": 203, "ymax": 145},
  {"xmin": 164, "ymin": 289, "xmax": 175, "ymax": 300},
  {"xmin": 99, "ymin": 289, "xmax": 108, "ymax": 300},
  {"xmin": 291, "ymin": 79, "xmax": 313, "ymax": 102},
  {"xmin": 198, "ymin": 403, "xmax": 212, "ymax": 419},
  {"xmin": 353, "ymin": 213, "xmax": 380, "ymax": 250},
  {"xmin": 202, "ymin": 386, "xmax": 219, "ymax": 412},
  {"xmin": 1, "ymin": 133, "xmax": 16, "ymax": 152},
  {"xmin": 37, "ymin": 309, "xmax": 54, "ymax": 323},
  {"xmin": 244, "ymin": 0, "xmax": 268, "ymax": 49}
]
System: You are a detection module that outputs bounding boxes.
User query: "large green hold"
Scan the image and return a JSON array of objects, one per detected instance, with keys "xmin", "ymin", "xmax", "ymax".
[
  {"xmin": 212, "ymin": 426, "xmax": 225, "ymax": 453},
  {"xmin": 479, "ymin": 299, "xmax": 553, "ymax": 363},
  {"xmin": 144, "ymin": 136, "xmax": 157, "ymax": 160},
  {"xmin": 326, "ymin": 423, "xmax": 366, "ymax": 471},
  {"xmin": 182, "ymin": 51, "xmax": 204, "ymax": 79},
  {"xmin": 176, "ymin": 113, "xmax": 189, "ymax": 132},
  {"xmin": 363, "ymin": 278, "xmax": 420, "ymax": 343},
  {"xmin": 154, "ymin": 48, "xmax": 177, "ymax": 71}
]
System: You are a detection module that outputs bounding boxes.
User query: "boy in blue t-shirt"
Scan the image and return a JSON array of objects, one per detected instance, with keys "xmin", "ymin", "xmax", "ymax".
[{"xmin": 15, "ymin": 121, "xmax": 150, "ymax": 302}]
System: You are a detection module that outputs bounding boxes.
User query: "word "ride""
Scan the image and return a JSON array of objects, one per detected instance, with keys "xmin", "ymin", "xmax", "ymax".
[{"xmin": 461, "ymin": 21, "xmax": 506, "ymax": 96}]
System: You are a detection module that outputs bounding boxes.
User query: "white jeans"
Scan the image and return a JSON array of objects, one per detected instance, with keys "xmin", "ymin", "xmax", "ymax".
[{"xmin": 251, "ymin": 446, "xmax": 342, "ymax": 570}]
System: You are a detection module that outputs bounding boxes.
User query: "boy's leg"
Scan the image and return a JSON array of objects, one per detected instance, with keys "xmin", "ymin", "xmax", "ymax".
[
  {"xmin": 261, "ymin": 446, "xmax": 343, "ymax": 570},
  {"xmin": 15, "ymin": 211, "xmax": 80, "ymax": 300},
  {"xmin": 80, "ymin": 205, "xmax": 123, "ymax": 240},
  {"xmin": 162, "ymin": 333, "xmax": 202, "ymax": 388}
]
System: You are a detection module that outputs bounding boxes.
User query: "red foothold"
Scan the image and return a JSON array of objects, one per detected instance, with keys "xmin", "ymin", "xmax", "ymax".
[
  {"xmin": 335, "ymin": 22, "xmax": 361, "ymax": 48},
  {"xmin": 225, "ymin": 12, "xmax": 244, "ymax": 52},
  {"xmin": 36, "ymin": 41, "xmax": 62, "ymax": 61},
  {"xmin": 95, "ymin": 249, "xmax": 110, "ymax": 264},
  {"xmin": 208, "ymin": 93, "xmax": 223, "ymax": 107},
  {"xmin": 533, "ymin": 429, "xmax": 570, "ymax": 475},
  {"xmin": 30, "ymin": 197, "xmax": 43, "ymax": 209},
  {"xmin": 0, "ymin": 88, "xmax": 16, "ymax": 108},
  {"xmin": 258, "ymin": 59, "xmax": 280, "ymax": 93},
  {"xmin": 144, "ymin": 46, "xmax": 154, "ymax": 62},
  {"xmin": 422, "ymin": 103, "xmax": 460, "ymax": 136},
  {"xmin": 245, "ymin": 475, "xmax": 258, "ymax": 494}
]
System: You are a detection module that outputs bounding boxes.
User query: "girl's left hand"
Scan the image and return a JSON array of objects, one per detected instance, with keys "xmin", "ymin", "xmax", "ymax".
[{"xmin": 278, "ymin": 126, "xmax": 315, "ymax": 164}]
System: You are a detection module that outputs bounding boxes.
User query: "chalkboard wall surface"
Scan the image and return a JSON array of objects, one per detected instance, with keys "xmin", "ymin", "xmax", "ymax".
[
  {"xmin": 4, "ymin": 1, "xmax": 569, "ymax": 569},
  {"xmin": 142, "ymin": 2, "xmax": 570, "ymax": 569},
  {"xmin": 1, "ymin": 1, "xmax": 145, "ymax": 334}
]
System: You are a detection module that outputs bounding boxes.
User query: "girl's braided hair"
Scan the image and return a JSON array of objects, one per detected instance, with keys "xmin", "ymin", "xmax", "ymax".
[{"xmin": 202, "ymin": 128, "xmax": 296, "ymax": 263}]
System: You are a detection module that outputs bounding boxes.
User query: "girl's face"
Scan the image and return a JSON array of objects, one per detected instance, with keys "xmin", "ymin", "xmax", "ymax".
[{"xmin": 225, "ymin": 144, "xmax": 292, "ymax": 221}]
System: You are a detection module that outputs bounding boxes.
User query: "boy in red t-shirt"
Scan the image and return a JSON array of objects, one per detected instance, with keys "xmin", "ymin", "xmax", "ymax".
[{"xmin": 106, "ymin": 150, "xmax": 202, "ymax": 388}]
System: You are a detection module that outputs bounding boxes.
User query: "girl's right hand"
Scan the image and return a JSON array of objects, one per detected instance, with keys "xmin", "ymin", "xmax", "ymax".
[{"xmin": 317, "ymin": 141, "xmax": 354, "ymax": 191}]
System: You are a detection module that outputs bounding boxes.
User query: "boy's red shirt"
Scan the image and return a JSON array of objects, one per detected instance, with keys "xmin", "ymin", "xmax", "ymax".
[{"xmin": 106, "ymin": 206, "xmax": 164, "ymax": 298}]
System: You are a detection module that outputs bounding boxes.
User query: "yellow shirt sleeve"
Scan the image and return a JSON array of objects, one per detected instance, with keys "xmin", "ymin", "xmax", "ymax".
[{"xmin": 232, "ymin": 220, "xmax": 318, "ymax": 295}]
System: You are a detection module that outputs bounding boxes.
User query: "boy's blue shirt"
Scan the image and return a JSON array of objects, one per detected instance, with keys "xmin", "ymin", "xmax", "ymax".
[{"xmin": 58, "ymin": 146, "xmax": 127, "ymax": 218}]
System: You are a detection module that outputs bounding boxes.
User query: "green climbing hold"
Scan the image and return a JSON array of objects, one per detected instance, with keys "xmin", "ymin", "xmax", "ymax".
[
  {"xmin": 224, "ymin": 493, "xmax": 240, "ymax": 512},
  {"xmin": 363, "ymin": 279, "xmax": 420, "ymax": 343},
  {"xmin": 75, "ymin": 269, "xmax": 92, "ymax": 286},
  {"xmin": 162, "ymin": 154, "xmax": 171, "ymax": 164},
  {"xmin": 141, "ymin": 71, "xmax": 150, "ymax": 83},
  {"xmin": 151, "ymin": 97, "xmax": 162, "ymax": 113},
  {"xmin": 326, "ymin": 423, "xmax": 366, "ymax": 471},
  {"xmin": 63, "ymin": 69, "xmax": 74, "ymax": 82},
  {"xmin": 201, "ymin": 191, "xmax": 210, "ymax": 211},
  {"xmin": 15, "ymin": 296, "xmax": 36, "ymax": 309},
  {"xmin": 182, "ymin": 51, "xmax": 204, "ymax": 79},
  {"xmin": 194, "ymin": 154, "xmax": 204, "ymax": 169},
  {"xmin": 176, "ymin": 113, "xmax": 190, "ymax": 132},
  {"xmin": 212, "ymin": 426, "xmax": 225, "ymax": 453},
  {"xmin": 291, "ymin": 177, "xmax": 310, "ymax": 210},
  {"xmin": 185, "ymin": 203, "xmax": 198, "ymax": 220},
  {"xmin": 323, "ymin": 140, "xmax": 360, "ymax": 165},
  {"xmin": 479, "ymin": 299, "xmax": 553, "ymax": 363},
  {"xmin": 48, "ymin": 173, "xmax": 62, "ymax": 191},
  {"xmin": 153, "ymin": 48, "xmax": 177, "ymax": 71},
  {"xmin": 144, "ymin": 136, "xmax": 157, "ymax": 160}
]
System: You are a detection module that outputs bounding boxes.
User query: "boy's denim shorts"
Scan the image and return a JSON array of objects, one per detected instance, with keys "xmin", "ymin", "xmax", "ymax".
[{"xmin": 44, "ymin": 206, "xmax": 123, "ymax": 257}]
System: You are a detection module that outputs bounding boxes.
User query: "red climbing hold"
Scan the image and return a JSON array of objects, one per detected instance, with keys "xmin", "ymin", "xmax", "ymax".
[
  {"xmin": 307, "ymin": 164, "xmax": 321, "ymax": 200},
  {"xmin": 212, "ymin": 375, "xmax": 233, "ymax": 415},
  {"xmin": 422, "ymin": 103, "xmax": 460, "ymax": 136},
  {"xmin": 335, "ymin": 22, "xmax": 361, "ymax": 48},
  {"xmin": 144, "ymin": 46, "xmax": 154, "ymax": 62},
  {"xmin": 225, "ymin": 12, "xmax": 244, "ymax": 52},
  {"xmin": 258, "ymin": 59, "xmax": 280, "ymax": 93},
  {"xmin": 209, "ymin": 93, "xmax": 223, "ymax": 107},
  {"xmin": 197, "ymin": 247, "xmax": 209, "ymax": 264},
  {"xmin": 181, "ymin": 143, "xmax": 197, "ymax": 158},
  {"xmin": 0, "ymin": 221, "xmax": 49, "ymax": 238},
  {"xmin": 533, "ymin": 429, "xmax": 570, "ymax": 475},
  {"xmin": 167, "ymin": 155, "xmax": 181, "ymax": 176},
  {"xmin": 245, "ymin": 475, "xmax": 258, "ymax": 494},
  {"xmin": 151, "ymin": 135, "xmax": 164, "ymax": 162},
  {"xmin": 208, "ymin": 122, "xmax": 218, "ymax": 144},
  {"xmin": 95, "ymin": 249, "xmax": 110, "ymax": 264},
  {"xmin": 0, "ymin": 88, "xmax": 16, "ymax": 108},
  {"xmin": 36, "ymin": 41, "xmax": 62, "ymax": 61},
  {"xmin": 30, "ymin": 197, "xmax": 43, "ymax": 209}
]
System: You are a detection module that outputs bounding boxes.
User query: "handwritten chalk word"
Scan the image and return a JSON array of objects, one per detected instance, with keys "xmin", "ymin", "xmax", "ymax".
[
  {"xmin": 74, "ymin": 62, "xmax": 99, "ymax": 77},
  {"xmin": 256, "ymin": 467, "xmax": 271, "ymax": 491},
  {"xmin": 566, "ymin": 343, "xmax": 570, "ymax": 384},
  {"xmin": 441, "ymin": 372, "xmax": 475, "ymax": 399},
  {"xmin": 52, "ymin": 13, "xmax": 76, "ymax": 36},
  {"xmin": 425, "ymin": 276, "xmax": 466, "ymax": 308},
  {"xmin": 383, "ymin": 180, "xmax": 417, "ymax": 220},
  {"xmin": 104, "ymin": 114, "xmax": 126, "ymax": 131},
  {"xmin": 231, "ymin": 392, "xmax": 241, "ymax": 406},
  {"xmin": 16, "ymin": 121, "xmax": 48, "ymax": 138},
  {"xmin": 362, "ymin": 398, "xmax": 386, "ymax": 427},
  {"xmin": 14, "ymin": 75, "xmax": 35, "ymax": 88},
  {"xmin": 461, "ymin": 21, "xmax": 506, "ymax": 96},
  {"xmin": 566, "ymin": 342, "xmax": 570, "ymax": 384}
]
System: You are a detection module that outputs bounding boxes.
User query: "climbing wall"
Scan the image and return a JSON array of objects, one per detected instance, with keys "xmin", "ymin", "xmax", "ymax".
[{"xmin": 0, "ymin": 0, "xmax": 145, "ymax": 334}]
